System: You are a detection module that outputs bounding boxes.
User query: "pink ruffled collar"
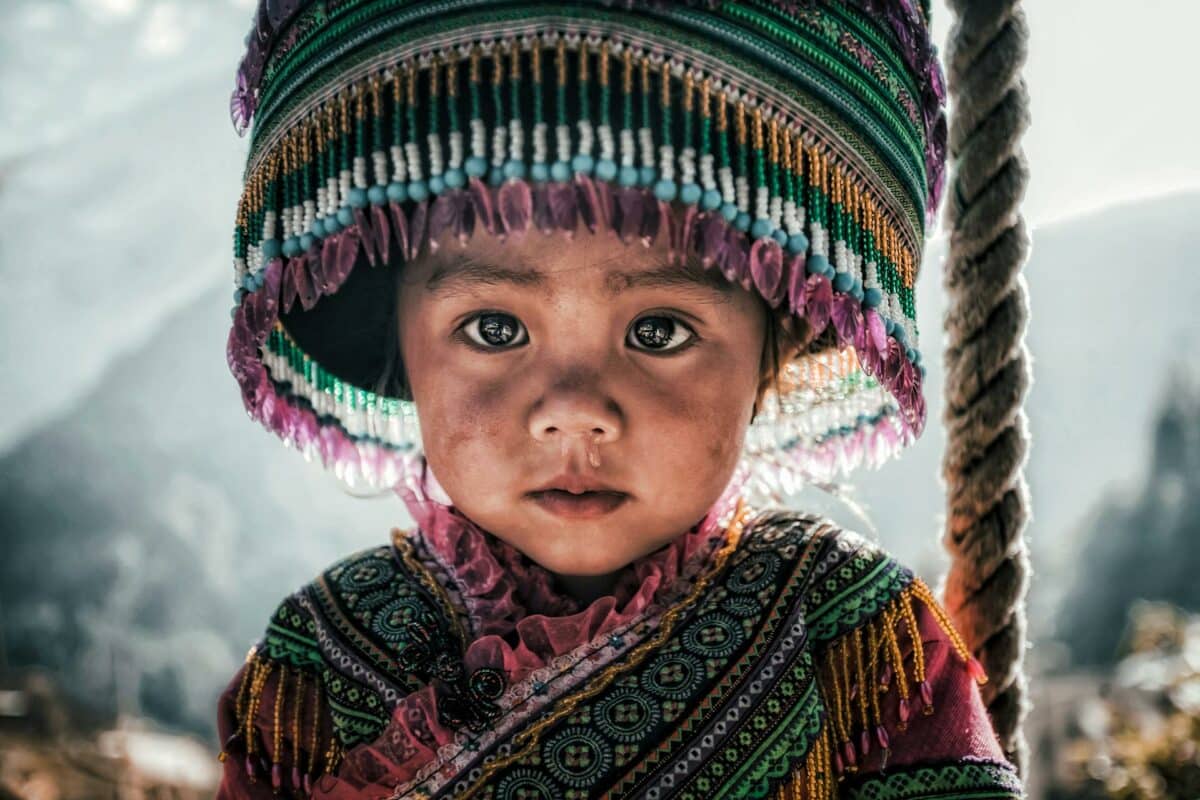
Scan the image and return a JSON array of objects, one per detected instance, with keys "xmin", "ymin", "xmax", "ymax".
[
  {"xmin": 319, "ymin": 464, "xmax": 747, "ymax": 798},
  {"xmin": 396, "ymin": 469, "xmax": 744, "ymax": 679}
]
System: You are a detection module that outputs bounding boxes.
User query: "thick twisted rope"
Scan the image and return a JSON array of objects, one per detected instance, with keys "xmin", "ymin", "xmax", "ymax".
[{"xmin": 939, "ymin": 0, "xmax": 1033, "ymax": 774}]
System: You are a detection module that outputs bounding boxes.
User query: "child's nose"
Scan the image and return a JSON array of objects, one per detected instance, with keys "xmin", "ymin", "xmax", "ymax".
[{"xmin": 527, "ymin": 387, "xmax": 623, "ymax": 446}]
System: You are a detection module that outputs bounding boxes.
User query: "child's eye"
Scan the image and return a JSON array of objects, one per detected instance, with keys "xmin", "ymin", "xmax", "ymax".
[
  {"xmin": 627, "ymin": 315, "xmax": 697, "ymax": 353},
  {"xmin": 461, "ymin": 312, "xmax": 528, "ymax": 349}
]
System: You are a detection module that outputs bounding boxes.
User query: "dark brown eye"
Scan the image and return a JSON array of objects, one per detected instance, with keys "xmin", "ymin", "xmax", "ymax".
[
  {"xmin": 628, "ymin": 315, "xmax": 695, "ymax": 352},
  {"xmin": 463, "ymin": 313, "xmax": 527, "ymax": 348}
]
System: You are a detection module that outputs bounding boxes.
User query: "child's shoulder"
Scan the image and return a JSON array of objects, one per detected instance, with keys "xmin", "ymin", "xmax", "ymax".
[{"xmin": 741, "ymin": 507, "xmax": 921, "ymax": 642}]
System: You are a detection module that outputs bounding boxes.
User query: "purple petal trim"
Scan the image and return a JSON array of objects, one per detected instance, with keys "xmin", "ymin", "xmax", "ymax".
[
  {"xmin": 408, "ymin": 199, "xmax": 428, "ymax": 261},
  {"xmin": 371, "ymin": 204, "xmax": 392, "ymax": 266},
  {"xmin": 352, "ymin": 206, "xmax": 377, "ymax": 267},
  {"xmin": 499, "ymin": 180, "xmax": 533, "ymax": 239},
  {"xmin": 389, "ymin": 201, "xmax": 410, "ymax": 259},
  {"xmin": 749, "ymin": 237, "xmax": 784, "ymax": 307}
]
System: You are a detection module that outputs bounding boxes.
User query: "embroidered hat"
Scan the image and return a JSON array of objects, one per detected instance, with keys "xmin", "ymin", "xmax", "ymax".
[{"xmin": 226, "ymin": 0, "xmax": 947, "ymax": 497}]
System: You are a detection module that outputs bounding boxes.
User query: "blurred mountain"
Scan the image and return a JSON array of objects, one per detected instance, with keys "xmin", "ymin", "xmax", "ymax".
[
  {"xmin": 0, "ymin": 285, "xmax": 405, "ymax": 739},
  {"xmin": 1055, "ymin": 373, "xmax": 1200, "ymax": 665}
]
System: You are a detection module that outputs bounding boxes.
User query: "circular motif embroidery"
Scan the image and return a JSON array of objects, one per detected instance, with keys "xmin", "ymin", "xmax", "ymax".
[
  {"xmin": 370, "ymin": 596, "xmax": 431, "ymax": 643},
  {"xmin": 541, "ymin": 726, "xmax": 614, "ymax": 788},
  {"xmin": 594, "ymin": 688, "xmax": 662, "ymax": 743},
  {"xmin": 726, "ymin": 552, "xmax": 779, "ymax": 594},
  {"xmin": 641, "ymin": 651, "xmax": 705, "ymax": 700},
  {"xmin": 336, "ymin": 555, "xmax": 394, "ymax": 591},
  {"xmin": 495, "ymin": 766, "xmax": 565, "ymax": 800},
  {"xmin": 681, "ymin": 612, "xmax": 745, "ymax": 659}
]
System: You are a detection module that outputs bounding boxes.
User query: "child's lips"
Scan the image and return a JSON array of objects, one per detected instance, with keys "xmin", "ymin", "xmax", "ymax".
[{"xmin": 527, "ymin": 489, "xmax": 629, "ymax": 519}]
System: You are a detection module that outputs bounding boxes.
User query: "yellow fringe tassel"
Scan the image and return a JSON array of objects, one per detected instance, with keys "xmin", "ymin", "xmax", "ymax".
[
  {"xmin": 216, "ymin": 651, "xmax": 342, "ymax": 789},
  {"xmin": 774, "ymin": 577, "xmax": 987, "ymax": 796}
]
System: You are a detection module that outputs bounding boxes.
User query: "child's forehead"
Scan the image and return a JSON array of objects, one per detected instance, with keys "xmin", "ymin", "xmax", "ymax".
[{"xmin": 417, "ymin": 234, "xmax": 735, "ymax": 302}]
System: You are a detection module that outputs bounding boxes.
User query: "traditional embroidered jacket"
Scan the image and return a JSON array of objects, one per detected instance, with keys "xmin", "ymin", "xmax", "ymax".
[{"xmin": 215, "ymin": 497, "xmax": 1024, "ymax": 799}]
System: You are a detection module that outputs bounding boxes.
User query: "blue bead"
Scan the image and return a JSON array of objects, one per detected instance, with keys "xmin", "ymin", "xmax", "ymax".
[
  {"xmin": 337, "ymin": 207, "xmax": 354, "ymax": 227},
  {"xmin": 239, "ymin": 273, "xmax": 254, "ymax": 290},
  {"xmin": 260, "ymin": 238, "xmax": 281, "ymax": 260},
  {"xmin": 234, "ymin": 287, "xmax": 248, "ymax": 304},
  {"xmin": 702, "ymin": 189, "xmax": 723, "ymax": 211},
  {"xmin": 720, "ymin": 202, "xmax": 739, "ymax": 222},
  {"xmin": 367, "ymin": 185, "xmax": 387, "ymax": 206},
  {"xmin": 821, "ymin": 259, "xmax": 836, "ymax": 278},
  {"xmin": 787, "ymin": 232, "xmax": 809, "ymax": 254},
  {"xmin": 324, "ymin": 214, "xmax": 342, "ymax": 234},
  {"xmin": 551, "ymin": 161, "xmax": 571, "ymax": 182},
  {"xmin": 229, "ymin": 306, "xmax": 238, "ymax": 320},
  {"xmin": 893, "ymin": 324, "xmax": 908, "ymax": 345},
  {"xmin": 638, "ymin": 165, "xmax": 657, "ymax": 186},
  {"xmin": 465, "ymin": 156, "xmax": 488, "ymax": 178},
  {"xmin": 504, "ymin": 160, "xmax": 528, "ymax": 180},
  {"xmin": 488, "ymin": 166, "xmax": 504, "ymax": 186},
  {"xmin": 919, "ymin": 364, "xmax": 927, "ymax": 379},
  {"xmin": 750, "ymin": 217, "xmax": 773, "ymax": 239},
  {"xmin": 885, "ymin": 318, "xmax": 896, "ymax": 335},
  {"xmin": 299, "ymin": 233, "xmax": 315, "ymax": 251},
  {"xmin": 863, "ymin": 287, "xmax": 883, "ymax": 308},
  {"xmin": 407, "ymin": 180, "xmax": 430, "ymax": 201},
  {"xmin": 444, "ymin": 167, "xmax": 466, "ymax": 189},
  {"xmin": 595, "ymin": 158, "xmax": 618, "ymax": 181},
  {"xmin": 531, "ymin": 162, "xmax": 550, "ymax": 182},
  {"xmin": 429, "ymin": 174, "xmax": 446, "ymax": 195},
  {"xmin": 310, "ymin": 218, "xmax": 326, "ymax": 239},
  {"xmin": 772, "ymin": 227, "xmax": 789, "ymax": 246},
  {"xmin": 735, "ymin": 211, "xmax": 751, "ymax": 232},
  {"xmin": 654, "ymin": 179, "xmax": 678, "ymax": 202},
  {"xmin": 913, "ymin": 349, "xmax": 922, "ymax": 365},
  {"xmin": 618, "ymin": 165, "xmax": 639, "ymax": 187},
  {"xmin": 680, "ymin": 183, "xmax": 702, "ymax": 205},
  {"xmin": 282, "ymin": 236, "xmax": 301, "ymax": 258},
  {"xmin": 386, "ymin": 181, "xmax": 407, "ymax": 203},
  {"xmin": 807, "ymin": 253, "xmax": 830, "ymax": 276},
  {"xmin": 348, "ymin": 187, "xmax": 368, "ymax": 208},
  {"xmin": 851, "ymin": 281, "xmax": 864, "ymax": 302},
  {"xmin": 905, "ymin": 346, "xmax": 917, "ymax": 362},
  {"xmin": 833, "ymin": 271, "xmax": 854, "ymax": 293},
  {"xmin": 571, "ymin": 153, "xmax": 595, "ymax": 175}
]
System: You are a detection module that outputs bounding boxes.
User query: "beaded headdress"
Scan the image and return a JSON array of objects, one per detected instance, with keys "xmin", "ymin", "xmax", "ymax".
[{"xmin": 226, "ymin": 0, "xmax": 947, "ymax": 498}]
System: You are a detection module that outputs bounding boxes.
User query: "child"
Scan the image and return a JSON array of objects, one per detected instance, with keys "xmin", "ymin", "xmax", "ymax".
[{"xmin": 218, "ymin": 1, "xmax": 1025, "ymax": 798}]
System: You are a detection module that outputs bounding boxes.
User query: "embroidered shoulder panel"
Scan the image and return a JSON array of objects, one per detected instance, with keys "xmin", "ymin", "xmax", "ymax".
[
  {"xmin": 255, "ymin": 541, "xmax": 467, "ymax": 750},
  {"xmin": 841, "ymin": 759, "xmax": 1026, "ymax": 799},
  {"xmin": 801, "ymin": 524, "xmax": 914, "ymax": 644}
]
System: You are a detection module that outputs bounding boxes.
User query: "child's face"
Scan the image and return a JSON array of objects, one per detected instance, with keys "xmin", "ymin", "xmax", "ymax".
[{"xmin": 397, "ymin": 226, "xmax": 767, "ymax": 577}]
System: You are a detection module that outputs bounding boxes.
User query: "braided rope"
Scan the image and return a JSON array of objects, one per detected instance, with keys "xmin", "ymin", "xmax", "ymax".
[{"xmin": 939, "ymin": 0, "xmax": 1033, "ymax": 774}]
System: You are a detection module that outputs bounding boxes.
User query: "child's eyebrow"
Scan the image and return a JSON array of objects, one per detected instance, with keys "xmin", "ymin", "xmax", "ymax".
[{"xmin": 425, "ymin": 255, "xmax": 733, "ymax": 302}]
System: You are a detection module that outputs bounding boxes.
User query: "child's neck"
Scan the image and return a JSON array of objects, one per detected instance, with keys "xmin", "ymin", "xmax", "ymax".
[{"xmin": 553, "ymin": 570, "xmax": 622, "ymax": 606}]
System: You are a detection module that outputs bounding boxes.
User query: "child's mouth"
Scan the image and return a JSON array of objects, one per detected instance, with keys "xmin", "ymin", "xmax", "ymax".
[{"xmin": 528, "ymin": 489, "xmax": 629, "ymax": 519}]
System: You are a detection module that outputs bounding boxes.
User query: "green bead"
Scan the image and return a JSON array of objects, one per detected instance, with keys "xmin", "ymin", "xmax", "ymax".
[
  {"xmin": 571, "ymin": 153, "xmax": 595, "ymax": 175},
  {"xmin": 465, "ymin": 156, "xmax": 488, "ymax": 178},
  {"xmin": 596, "ymin": 158, "xmax": 618, "ymax": 181},
  {"xmin": 407, "ymin": 180, "xmax": 429, "ymax": 201}
]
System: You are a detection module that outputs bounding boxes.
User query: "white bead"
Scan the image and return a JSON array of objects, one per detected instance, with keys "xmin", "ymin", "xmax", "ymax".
[
  {"xmin": 638, "ymin": 127, "xmax": 654, "ymax": 169},
  {"xmin": 598, "ymin": 123, "xmax": 615, "ymax": 160},
  {"xmin": 700, "ymin": 153, "xmax": 716, "ymax": 190},
  {"xmin": 449, "ymin": 130, "xmax": 464, "ymax": 169},
  {"xmin": 509, "ymin": 119, "xmax": 524, "ymax": 162},
  {"xmin": 470, "ymin": 119, "xmax": 487, "ymax": 158},
  {"xmin": 556, "ymin": 123, "xmax": 571, "ymax": 163},
  {"xmin": 491, "ymin": 125, "xmax": 507, "ymax": 167},
  {"xmin": 534, "ymin": 121, "xmax": 549, "ymax": 162},
  {"xmin": 406, "ymin": 141, "xmax": 424, "ymax": 180},
  {"xmin": 620, "ymin": 128, "xmax": 636, "ymax": 167},
  {"xmin": 719, "ymin": 166, "xmax": 735, "ymax": 204},
  {"xmin": 372, "ymin": 151, "xmax": 388, "ymax": 186}
]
